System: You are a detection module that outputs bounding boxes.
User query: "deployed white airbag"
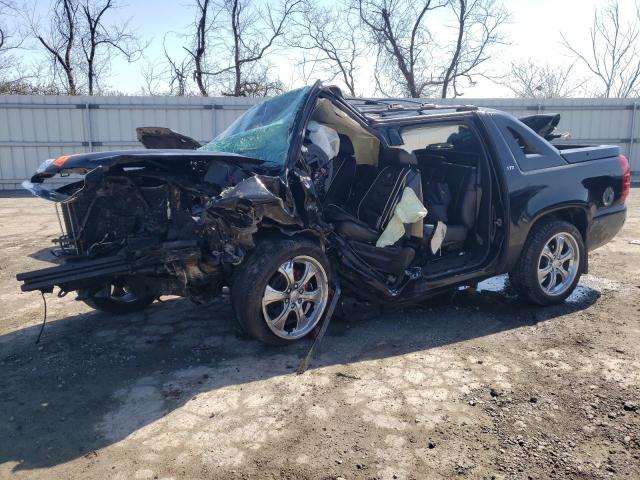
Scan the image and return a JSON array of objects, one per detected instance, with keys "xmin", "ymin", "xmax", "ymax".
[
  {"xmin": 376, "ymin": 187, "xmax": 428, "ymax": 248},
  {"xmin": 307, "ymin": 120, "xmax": 340, "ymax": 160}
]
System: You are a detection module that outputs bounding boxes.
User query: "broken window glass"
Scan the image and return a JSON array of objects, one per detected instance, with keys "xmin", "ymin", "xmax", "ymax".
[{"xmin": 199, "ymin": 86, "xmax": 312, "ymax": 166}]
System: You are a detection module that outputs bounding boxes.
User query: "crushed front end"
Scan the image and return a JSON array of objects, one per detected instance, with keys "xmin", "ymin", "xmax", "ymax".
[{"xmin": 17, "ymin": 149, "xmax": 305, "ymax": 306}]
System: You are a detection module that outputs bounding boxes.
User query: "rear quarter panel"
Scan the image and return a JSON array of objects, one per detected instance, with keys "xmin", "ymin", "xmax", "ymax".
[{"xmin": 482, "ymin": 113, "xmax": 626, "ymax": 273}]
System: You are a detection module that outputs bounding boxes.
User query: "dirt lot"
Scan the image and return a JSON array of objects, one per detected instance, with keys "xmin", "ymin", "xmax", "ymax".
[{"xmin": 0, "ymin": 191, "xmax": 638, "ymax": 480}]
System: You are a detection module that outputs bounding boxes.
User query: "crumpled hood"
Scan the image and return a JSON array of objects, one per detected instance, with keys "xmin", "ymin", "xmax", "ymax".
[{"xmin": 28, "ymin": 149, "xmax": 264, "ymax": 183}]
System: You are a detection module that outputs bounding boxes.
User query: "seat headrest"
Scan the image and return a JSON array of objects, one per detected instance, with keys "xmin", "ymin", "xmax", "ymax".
[
  {"xmin": 382, "ymin": 148, "xmax": 418, "ymax": 166},
  {"xmin": 338, "ymin": 134, "xmax": 355, "ymax": 157}
]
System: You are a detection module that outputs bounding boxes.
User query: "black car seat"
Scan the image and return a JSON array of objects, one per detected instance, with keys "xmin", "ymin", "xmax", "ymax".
[
  {"xmin": 444, "ymin": 164, "xmax": 480, "ymax": 246},
  {"xmin": 378, "ymin": 145, "xmax": 419, "ymax": 169},
  {"xmin": 356, "ymin": 164, "xmax": 414, "ymax": 231},
  {"xmin": 327, "ymin": 149, "xmax": 420, "ymax": 239},
  {"xmin": 323, "ymin": 134, "xmax": 357, "ymax": 207},
  {"xmin": 324, "ymin": 149, "xmax": 423, "ymax": 276},
  {"xmin": 419, "ymin": 154, "xmax": 450, "ymax": 224},
  {"xmin": 423, "ymin": 163, "xmax": 480, "ymax": 249},
  {"xmin": 326, "ymin": 163, "xmax": 416, "ymax": 243}
]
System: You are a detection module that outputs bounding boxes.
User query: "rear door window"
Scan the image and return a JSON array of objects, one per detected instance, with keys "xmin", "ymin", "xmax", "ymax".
[{"xmin": 399, "ymin": 123, "xmax": 482, "ymax": 155}]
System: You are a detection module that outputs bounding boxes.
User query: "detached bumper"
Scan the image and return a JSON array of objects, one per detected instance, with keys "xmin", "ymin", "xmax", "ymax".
[{"xmin": 22, "ymin": 180, "xmax": 71, "ymax": 202}]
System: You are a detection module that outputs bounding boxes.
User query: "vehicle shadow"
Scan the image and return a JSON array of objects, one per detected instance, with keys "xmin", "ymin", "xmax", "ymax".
[{"xmin": 0, "ymin": 281, "xmax": 600, "ymax": 472}]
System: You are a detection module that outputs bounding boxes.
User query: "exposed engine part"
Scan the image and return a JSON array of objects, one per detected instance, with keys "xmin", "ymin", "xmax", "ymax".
[{"xmin": 18, "ymin": 159, "xmax": 307, "ymax": 306}]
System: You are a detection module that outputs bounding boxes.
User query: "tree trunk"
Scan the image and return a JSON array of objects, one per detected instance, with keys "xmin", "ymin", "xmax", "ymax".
[
  {"xmin": 231, "ymin": 0, "xmax": 242, "ymax": 96},
  {"xmin": 87, "ymin": 62, "xmax": 94, "ymax": 95},
  {"xmin": 441, "ymin": 0, "xmax": 466, "ymax": 99},
  {"xmin": 66, "ymin": 68, "xmax": 77, "ymax": 95},
  {"xmin": 195, "ymin": 56, "xmax": 207, "ymax": 96},
  {"xmin": 194, "ymin": 0, "xmax": 209, "ymax": 96}
]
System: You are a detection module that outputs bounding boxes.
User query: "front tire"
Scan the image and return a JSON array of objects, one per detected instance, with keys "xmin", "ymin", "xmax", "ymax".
[
  {"xmin": 230, "ymin": 237, "xmax": 331, "ymax": 345},
  {"xmin": 509, "ymin": 219, "xmax": 584, "ymax": 305},
  {"xmin": 83, "ymin": 283, "xmax": 155, "ymax": 314}
]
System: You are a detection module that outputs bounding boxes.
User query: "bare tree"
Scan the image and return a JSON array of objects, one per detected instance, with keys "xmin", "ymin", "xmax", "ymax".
[
  {"xmin": 504, "ymin": 60, "xmax": 584, "ymax": 98},
  {"xmin": 31, "ymin": 0, "xmax": 143, "ymax": 95},
  {"xmin": 221, "ymin": 64, "xmax": 285, "ymax": 96},
  {"xmin": 0, "ymin": 1, "xmax": 8, "ymax": 49},
  {"xmin": 0, "ymin": 65, "xmax": 63, "ymax": 94},
  {"xmin": 356, "ymin": 0, "xmax": 445, "ymax": 98},
  {"xmin": 165, "ymin": 48, "xmax": 191, "ymax": 96},
  {"xmin": 202, "ymin": 0, "xmax": 302, "ymax": 97},
  {"xmin": 291, "ymin": 1, "xmax": 366, "ymax": 96},
  {"xmin": 0, "ymin": 0, "xmax": 39, "ymax": 93},
  {"xmin": 0, "ymin": 0, "xmax": 23, "ymax": 80},
  {"xmin": 34, "ymin": 0, "xmax": 79, "ymax": 94},
  {"xmin": 183, "ymin": 0, "xmax": 212, "ymax": 96},
  {"xmin": 1, "ymin": 1, "xmax": 17, "ymax": 53},
  {"xmin": 79, "ymin": 0, "xmax": 144, "ymax": 95},
  {"xmin": 293, "ymin": 48, "xmax": 322, "ymax": 86},
  {"xmin": 140, "ymin": 57, "xmax": 164, "ymax": 95},
  {"xmin": 562, "ymin": 0, "xmax": 640, "ymax": 98},
  {"xmin": 141, "ymin": 33, "xmax": 193, "ymax": 96},
  {"xmin": 357, "ymin": 0, "xmax": 508, "ymax": 98},
  {"xmin": 1, "ymin": 1, "xmax": 61, "ymax": 97},
  {"xmin": 440, "ymin": 0, "xmax": 509, "ymax": 98}
]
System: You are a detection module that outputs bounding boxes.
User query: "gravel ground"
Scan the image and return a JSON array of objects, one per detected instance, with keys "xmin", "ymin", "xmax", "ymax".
[{"xmin": 0, "ymin": 190, "xmax": 639, "ymax": 480}]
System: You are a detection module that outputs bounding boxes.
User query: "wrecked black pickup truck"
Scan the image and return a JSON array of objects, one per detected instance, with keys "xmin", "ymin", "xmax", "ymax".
[{"xmin": 17, "ymin": 82, "xmax": 630, "ymax": 346}]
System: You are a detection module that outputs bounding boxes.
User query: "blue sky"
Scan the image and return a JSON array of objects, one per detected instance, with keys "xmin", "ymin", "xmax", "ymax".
[{"xmin": 20, "ymin": 0, "xmax": 626, "ymax": 97}]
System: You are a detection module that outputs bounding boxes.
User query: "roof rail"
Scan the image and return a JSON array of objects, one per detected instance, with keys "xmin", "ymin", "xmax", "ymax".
[{"xmin": 346, "ymin": 98, "xmax": 478, "ymax": 115}]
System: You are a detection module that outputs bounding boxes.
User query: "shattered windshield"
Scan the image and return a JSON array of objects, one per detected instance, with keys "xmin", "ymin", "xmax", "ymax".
[{"xmin": 199, "ymin": 86, "xmax": 311, "ymax": 166}]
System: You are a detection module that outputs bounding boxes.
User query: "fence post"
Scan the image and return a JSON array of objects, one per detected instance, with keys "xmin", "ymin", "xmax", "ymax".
[
  {"xmin": 84, "ymin": 102, "xmax": 94, "ymax": 152},
  {"xmin": 630, "ymin": 102, "xmax": 637, "ymax": 174}
]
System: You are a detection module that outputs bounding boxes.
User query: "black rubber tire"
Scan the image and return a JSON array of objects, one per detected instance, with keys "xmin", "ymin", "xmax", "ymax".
[
  {"xmin": 509, "ymin": 218, "xmax": 585, "ymax": 306},
  {"xmin": 83, "ymin": 292, "xmax": 155, "ymax": 314},
  {"xmin": 230, "ymin": 237, "xmax": 331, "ymax": 346}
]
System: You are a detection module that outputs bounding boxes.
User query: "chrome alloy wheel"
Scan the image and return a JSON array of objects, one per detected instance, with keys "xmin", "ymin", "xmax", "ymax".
[
  {"xmin": 537, "ymin": 232, "xmax": 580, "ymax": 296},
  {"xmin": 261, "ymin": 255, "xmax": 329, "ymax": 340}
]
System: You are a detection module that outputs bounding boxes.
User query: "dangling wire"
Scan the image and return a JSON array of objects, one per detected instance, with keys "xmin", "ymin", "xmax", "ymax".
[{"xmin": 35, "ymin": 292, "xmax": 48, "ymax": 344}]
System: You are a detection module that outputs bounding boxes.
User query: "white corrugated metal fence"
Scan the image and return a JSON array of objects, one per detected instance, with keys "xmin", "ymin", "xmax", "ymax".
[
  {"xmin": 0, "ymin": 95, "xmax": 638, "ymax": 190},
  {"xmin": 0, "ymin": 95, "xmax": 260, "ymax": 190}
]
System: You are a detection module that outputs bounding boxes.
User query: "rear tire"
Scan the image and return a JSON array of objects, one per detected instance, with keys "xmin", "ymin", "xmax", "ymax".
[
  {"xmin": 230, "ymin": 237, "xmax": 331, "ymax": 346},
  {"xmin": 509, "ymin": 219, "xmax": 584, "ymax": 305}
]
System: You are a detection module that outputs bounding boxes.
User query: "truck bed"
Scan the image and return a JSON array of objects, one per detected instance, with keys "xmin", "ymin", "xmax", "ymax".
[{"xmin": 554, "ymin": 144, "xmax": 620, "ymax": 164}]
